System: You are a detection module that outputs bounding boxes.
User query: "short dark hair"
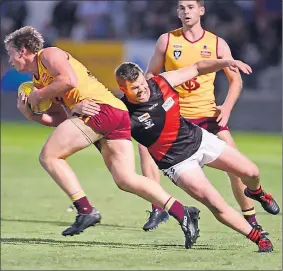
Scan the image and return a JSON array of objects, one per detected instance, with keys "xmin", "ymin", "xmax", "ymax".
[
  {"xmin": 115, "ymin": 62, "xmax": 143, "ymax": 82},
  {"xmin": 178, "ymin": 0, "xmax": 204, "ymax": 7},
  {"xmin": 4, "ymin": 26, "xmax": 44, "ymax": 54}
]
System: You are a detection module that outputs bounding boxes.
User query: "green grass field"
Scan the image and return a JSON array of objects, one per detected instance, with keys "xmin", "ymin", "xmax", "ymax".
[{"xmin": 1, "ymin": 122, "xmax": 282, "ymax": 270}]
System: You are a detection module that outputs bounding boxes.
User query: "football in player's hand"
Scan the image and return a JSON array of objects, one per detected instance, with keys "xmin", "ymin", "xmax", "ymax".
[{"xmin": 18, "ymin": 81, "xmax": 52, "ymax": 112}]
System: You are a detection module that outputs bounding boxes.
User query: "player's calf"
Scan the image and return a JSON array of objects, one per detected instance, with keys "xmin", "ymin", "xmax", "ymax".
[
  {"xmin": 206, "ymin": 197, "xmax": 273, "ymax": 253},
  {"xmin": 115, "ymin": 174, "xmax": 201, "ymax": 248}
]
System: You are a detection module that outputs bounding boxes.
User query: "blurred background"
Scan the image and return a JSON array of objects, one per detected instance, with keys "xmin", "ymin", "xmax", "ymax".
[
  {"xmin": 1, "ymin": 0, "xmax": 282, "ymax": 132},
  {"xmin": 2, "ymin": 2, "xmax": 282, "ymax": 269}
]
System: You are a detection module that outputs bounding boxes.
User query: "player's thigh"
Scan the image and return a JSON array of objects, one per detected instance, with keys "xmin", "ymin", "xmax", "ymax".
[
  {"xmin": 217, "ymin": 130, "xmax": 237, "ymax": 148},
  {"xmin": 100, "ymin": 138, "xmax": 136, "ymax": 180},
  {"xmin": 138, "ymin": 143, "xmax": 149, "ymax": 161},
  {"xmin": 41, "ymin": 118, "xmax": 101, "ymax": 159},
  {"xmin": 207, "ymin": 145, "xmax": 259, "ymax": 178},
  {"xmin": 177, "ymin": 166, "xmax": 227, "ymax": 208},
  {"xmin": 138, "ymin": 143, "xmax": 156, "ymax": 166}
]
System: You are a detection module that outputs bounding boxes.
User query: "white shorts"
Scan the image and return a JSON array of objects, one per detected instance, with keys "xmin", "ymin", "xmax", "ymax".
[{"xmin": 162, "ymin": 128, "xmax": 226, "ymax": 184}]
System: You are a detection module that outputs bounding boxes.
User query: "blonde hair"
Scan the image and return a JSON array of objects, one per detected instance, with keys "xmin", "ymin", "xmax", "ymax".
[{"xmin": 4, "ymin": 26, "xmax": 44, "ymax": 54}]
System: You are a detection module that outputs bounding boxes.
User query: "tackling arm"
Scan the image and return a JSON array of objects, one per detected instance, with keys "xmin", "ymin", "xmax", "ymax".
[{"xmin": 160, "ymin": 59, "xmax": 248, "ymax": 88}]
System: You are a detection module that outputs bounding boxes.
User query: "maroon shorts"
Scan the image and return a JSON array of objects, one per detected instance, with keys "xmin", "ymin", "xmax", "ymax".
[
  {"xmin": 187, "ymin": 117, "xmax": 229, "ymax": 135},
  {"xmin": 74, "ymin": 104, "xmax": 131, "ymax": 141}
]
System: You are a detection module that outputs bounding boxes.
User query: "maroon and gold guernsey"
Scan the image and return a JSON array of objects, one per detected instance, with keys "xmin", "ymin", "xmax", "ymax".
[
  {"xmin": 33, "ymin": 49, "xmax": 127, "ymax": 111},
  {"xmin": 165, "ymin": 28, "xmax": 219, "ymax": 118}
]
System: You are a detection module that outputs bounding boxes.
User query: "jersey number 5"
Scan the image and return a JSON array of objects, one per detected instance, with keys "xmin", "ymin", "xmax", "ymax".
[{"xmin": 182, "ymin": 77, "xmax": 200, "ymax": 92}]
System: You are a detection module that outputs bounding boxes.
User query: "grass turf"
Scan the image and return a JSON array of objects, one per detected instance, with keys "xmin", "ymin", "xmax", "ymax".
[{"xmin": 1, "ymin": 122, "xmax": 282, "ymax": 270}]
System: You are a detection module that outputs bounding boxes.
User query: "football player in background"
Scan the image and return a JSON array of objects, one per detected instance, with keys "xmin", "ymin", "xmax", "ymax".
[{"xmin": 139, "ymin": 0, "xmax": 267, "ymax": 233}]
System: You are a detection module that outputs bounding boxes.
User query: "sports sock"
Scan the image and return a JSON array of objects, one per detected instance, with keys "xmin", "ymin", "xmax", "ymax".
[
  {"xmin": 164, "ymin": 197, "xmax": 184, "ymax": 223},
  {"xmin": 70, "ymin": 191, "xmax": 92, "ymax": 214},
  {"xmin": 247, "ymin": 186, "xmax": 264, "ymax": 198},
  {"xmin": 247, "ymin": 228, "xmax": 262, "ymax": 244},
  {"xmin": 152, "ymin": 204, "xmax": 164, "ymax": 211},
  {"xmin": 242, "ymin": 207, "xmax": 258, "ymax": 225}
]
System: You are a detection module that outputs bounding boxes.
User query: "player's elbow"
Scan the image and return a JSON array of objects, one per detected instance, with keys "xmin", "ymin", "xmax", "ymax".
[
  {"xmin": 61, "ymin": 74, "xmax": 78, "ymax": 90},
  {"xmin": 67, "ymin": 75, "xmax": 78, "ymax": 89}
]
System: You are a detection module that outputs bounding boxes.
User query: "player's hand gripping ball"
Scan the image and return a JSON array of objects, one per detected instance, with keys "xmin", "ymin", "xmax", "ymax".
[{"xmin": 18, "ymin": 81, "xmax": 52, "ymax": 112}]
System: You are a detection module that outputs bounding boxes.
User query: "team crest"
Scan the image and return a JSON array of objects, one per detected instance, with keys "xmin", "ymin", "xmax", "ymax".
[
  {"xmin": 173, "ymin": 50, "xmax": 182, "ymax": 60},
  {"xmin": 144, "ymin": 119, "xmax": 154, "ymax": 130}
]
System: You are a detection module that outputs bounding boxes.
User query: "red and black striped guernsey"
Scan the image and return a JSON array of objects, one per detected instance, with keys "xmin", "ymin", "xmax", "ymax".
[{"xmin": 122, "ymin": 75, "xmax": 203, "ymax": 169}]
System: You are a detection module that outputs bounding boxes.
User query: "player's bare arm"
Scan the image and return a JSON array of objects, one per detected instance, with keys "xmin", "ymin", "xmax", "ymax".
[
  {"xmin": 145, "ymin": 33, "xmax": 168, "ymax": 79},
  {"xmin": 28, "ymin": 47, "xmax": 78, "ymax": 107},
  {"xmin": 18, "ymin": 92, "xmax": 67, "ymax": 127},
  {"xmin": 216, "ymin": 38, "xmax": 244, "ymax": 127},
  {"xmin": 161, "ymin": 59, "xmax": 252, "ymax": 88}
]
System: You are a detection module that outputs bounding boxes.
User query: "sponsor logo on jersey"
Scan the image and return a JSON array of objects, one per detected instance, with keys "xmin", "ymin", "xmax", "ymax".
[
  {"xmin": 138, "ymin": 113, "xmax": 151, "ymax": 122},
  {"xmin": 173, "ymin": 50, "xmax": 182, "ymax": 60},
  {"xmin": 201, "ymin": 51, "xmax": 211, "ymax": 57},
  {"xmin": 162, "ymin": 97, "xmax": 175, "ymax": 112},
  {"xmin": 148, "ymin": 103, "xmax": 158, "ymax": 110},
  {"xmin": 173, "ymin": 44, "xmax": 182, "ymax": 49}
]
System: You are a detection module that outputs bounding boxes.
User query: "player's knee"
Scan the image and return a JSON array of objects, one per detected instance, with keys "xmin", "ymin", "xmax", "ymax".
[
  {"xmin": 39, "ymin": 151, "xmax": 49, "ymax": 168},
  {"xmin": 203, "ymin": 198, "xmax": 224, "ymax": 214},
  {"xmin": 115, "ymin": 178, "xmax": 133, "ymax": 192},
  {"xmin": 244, "ymin": 164, "xmax": 260, "ymax": 179},
  {"xmin": 181, "ymin": 181, "xmax": 206, "ymax": 202},
  {"xmin": 113, "ymin": 174, "xmax": 136, "ymax": 192},
  {"xmin": 39, "ymin": 149, "xmax": 54, "ymax": 168}
]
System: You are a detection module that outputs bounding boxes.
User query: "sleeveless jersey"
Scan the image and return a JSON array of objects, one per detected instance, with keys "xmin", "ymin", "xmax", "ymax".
[
  {"xmin": 32, "ymin": 49, "xmax": 127, "ymax": 111},
  {"xmin": 122, "ymin": 76, "xmax": 202, "ymax": 170},
  {"xmin": 165, "ymin": 28, "xmax": 218, "ymax": 118}
]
